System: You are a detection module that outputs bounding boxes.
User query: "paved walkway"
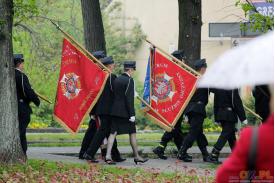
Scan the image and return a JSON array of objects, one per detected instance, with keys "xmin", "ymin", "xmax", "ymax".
[{"xmin": 27, "ymin": 146, "xmax": 230, "ymax": 176}]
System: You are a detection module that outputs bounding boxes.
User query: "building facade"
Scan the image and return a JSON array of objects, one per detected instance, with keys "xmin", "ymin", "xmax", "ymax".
[{"xmin": 112, "ymin": 0, "xmax": 268, "ymax": 81}]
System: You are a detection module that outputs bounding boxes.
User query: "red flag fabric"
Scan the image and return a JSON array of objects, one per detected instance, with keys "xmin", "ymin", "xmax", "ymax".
[
  {"xmin": 146, "ymin": 49, "xmax": 198, "ymax": 132},
  {"xmin": 53, "ymin": 38, "xmax": 108, "ymax": 133}
]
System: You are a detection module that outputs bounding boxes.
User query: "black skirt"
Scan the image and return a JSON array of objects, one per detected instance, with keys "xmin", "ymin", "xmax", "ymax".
[{"xmin": 111, "ymin": 116, "xmax": 136, "ymax": 135}]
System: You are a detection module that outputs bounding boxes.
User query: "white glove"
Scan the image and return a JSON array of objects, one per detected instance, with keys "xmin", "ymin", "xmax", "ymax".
[
  {"xmin": 215, "ymin": 122, "xmax": 221, "ymax": 126},
  {"xmin": 90, "ymin": 115, "xmax": 95, "ymax": 120},
  {"xmin": 184, "ymin": 115, "xmax": 189, "ymax": 123},
  {"xmin": 242, "ymin": 119, "xmax": 248, "ymax": 125},
  {"xmin": 129, "ymin": 116, "xmax": 135, "ymax": 122}
]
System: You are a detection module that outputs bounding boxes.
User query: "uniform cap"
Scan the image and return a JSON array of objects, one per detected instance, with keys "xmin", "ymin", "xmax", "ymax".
[
  {"xmin": 13, "ymin": 54, "xmax": 24, "ymax": 66},
  {"xmin": 193, "ymin": 58, "xmax": 207, "ymax": 70},
  {"xmin": 123, "ymin": 61, "xmax": 136, "ymax": 70},
  {"xmin": 171, "ymin": 50, "xmax": 186, "ymax": 60},
  {"xmin": 92, "ymin": 50, "xmax": 105, "ymax": 60},
  {"xmin": 101, "ymin": 56, "xmax": 114, "ymax": 65}
]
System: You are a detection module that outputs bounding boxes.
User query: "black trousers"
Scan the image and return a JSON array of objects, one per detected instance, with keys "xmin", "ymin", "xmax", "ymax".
[
  {"xmin": 160, "ymin": 114, "xmax": 185, "ymax": 150},
  {"xmin": 79, "ymin": 118, "xmax": 98, "ymax": 156},
  {"xmin": 85, "ymin": 115, "xmax": 120, "ymax": 158},
  {"xmin": 18, "ymin": 110, "xmax": 31, "ymax": 154},
  {"xmin": 180, "ymin": 112, "xmax": 208, "ymax": 154},
  {"xmin": 214, "ymin": 121, "xmax": 236, "ymax": 151}
]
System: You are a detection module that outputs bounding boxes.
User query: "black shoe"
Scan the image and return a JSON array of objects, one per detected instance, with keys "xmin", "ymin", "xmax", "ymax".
[
  {"xmin": 203, "ymin": 155, "xmax": 213, "ymax": 163},
  {"xmin": 177, "ymin": 153, "xmax": 192, "ymax": 162},
  {"xmin": 209, "ymin": 155, "xmax": 221, "ymax": 164},
  {"xmin": 134, "ymin": 158, "xmax": 149, "ymax": 164},
  {"xmin": 79, "ymin": 153, "xmax": 84, "ymax": 160},
  {"xmin": 209, "ymin": 148, "xmax": 221, "ymax": 164},
  {"xmin": 177, "ymin": 146, "xmax": 192, "ymax": 162},
  {"xmin": 153, "ymin": 146, "xmax": 167, "ymax": 160},
  {"xmin": 185, "ymin": 153, "xmax": 192, "ymax": 159},
  {"xmin": 113, "ymin": 157, "xmax": 126, "ymax": 162},
  {"xmin": 83, "ymin": 153, "xmax": 98, "ymax": 163},
  {"xmin": 172, "ymin": 149, "xmax": 178, "ymax": 155}
]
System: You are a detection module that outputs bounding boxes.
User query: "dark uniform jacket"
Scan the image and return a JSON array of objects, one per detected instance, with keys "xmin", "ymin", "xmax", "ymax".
[
  {"xmin": 213, "ymin": 89, "xmax": 246, "ymax": 123},
  {"xmin": 15, "ymin": 69, "xmax": 40, "ymax": 115},
  {"xmin": 184, "ymin": 88, "xmax": 209, "ymax": 117},
  {"xmin": 252, "ymin": 85, "xmax": 270, "ymax": 121},
  {"xmin": 111, "ymin": 73, "xmax": 135, "ymax": 118},
  {"xmin": 95, "ymin": 73, "xmax": 117, "ymax": 116}
]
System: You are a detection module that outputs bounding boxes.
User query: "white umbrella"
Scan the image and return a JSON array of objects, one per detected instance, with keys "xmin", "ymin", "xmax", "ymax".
[{"xmin": 198, "ymin": 32, "xmax": 274, "ymax": 89}]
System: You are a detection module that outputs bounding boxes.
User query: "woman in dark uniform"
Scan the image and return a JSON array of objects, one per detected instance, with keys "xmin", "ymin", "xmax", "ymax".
[{"xmin": 105, "ymin": 61, "xmax": 148, "ymax": 164}]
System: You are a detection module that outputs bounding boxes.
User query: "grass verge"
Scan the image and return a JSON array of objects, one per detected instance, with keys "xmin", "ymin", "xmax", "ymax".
[
  {"xmin": 0, "ymin": 159, "xmax": 215, "ymax": 182},
  {"xmin": 27, "ymin": 133, "xmax": 221, "ymax": 147}
]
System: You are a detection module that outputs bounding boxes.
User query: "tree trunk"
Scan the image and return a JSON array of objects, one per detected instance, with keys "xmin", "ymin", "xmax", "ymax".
[
  {"xmin": 0, "ymin": 0, "xmax": 25, "ymax": 163},
  {"xmin": 81, "ymin": 0, "xmax": 106, "ymax": 53},
  {"xmin": 178, "ymin": 0, "xmax": 202, "ymax": 66}
]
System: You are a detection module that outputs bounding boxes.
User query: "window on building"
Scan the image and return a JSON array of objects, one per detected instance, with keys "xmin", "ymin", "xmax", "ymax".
[{"xmin": 209, "ymin": 22, "xmax": 262, "ymax": 38}]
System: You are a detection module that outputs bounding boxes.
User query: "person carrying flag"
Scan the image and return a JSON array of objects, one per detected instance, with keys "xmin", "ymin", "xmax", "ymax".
[
  {"xmin": 177, "ymin": 58, "xmax": 212, "ymax": 162},
  {"xmin": 14, "ymin": 54, "xmax": 40, "ymax": 155},
  {"xmin": 83, "ymin": 56, "xmax": 124, "ymax": 163},
  {"xmin": 153, "ymin": 50, "xmax": 187, "ymax": 159},
  {"xmin": 79, "ymin": 51, "xmax": 106, "ymax": 159}
]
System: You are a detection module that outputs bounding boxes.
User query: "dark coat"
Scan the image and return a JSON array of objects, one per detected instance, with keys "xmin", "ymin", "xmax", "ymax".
[
  {"xmin": 15, "ymin": 69, "xmax": 40, "ymax": 115},
  {"xmin": 252, "ymin": 85, "xmax": 271, "ymax": 121},
  {"xmin": 184, "ymin": 88, "xmax": 209, "ymax": 117},
  {"xmin": 95, "ymin": 73, "xmax": 117, "ymax": 116},
  {"xmin": 213, "ymin": 89, "xmax": 246, "ymax": 123},
  {"xmin": 111, "ymin": 73, "xmax": 135, "ymax": 118}
]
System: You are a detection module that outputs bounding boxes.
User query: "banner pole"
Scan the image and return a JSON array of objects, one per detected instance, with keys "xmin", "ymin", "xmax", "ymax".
[
  {"xmin": 136, "ymin": 96, "xmax": 172, "ymax": 128},
  {"xmin": 50, "ymin": 20, "xmax": 110, "ymax": 73},
  {"xmin": 243, "ymin": 105, "xmax": 263, "ymax": 121},
  {"xmin": 145, "ymin": 39, "xmax": 200, "ymax": 77},
  {"xmin": 35, "ymin": 91, "xmax": 53, "ymax": 104},
  {"xmin": 149, "ymin": 48, "xmax": 153, "ymax": 102}
]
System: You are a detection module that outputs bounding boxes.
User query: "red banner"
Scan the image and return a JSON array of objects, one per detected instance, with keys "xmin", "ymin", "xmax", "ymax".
[
  {"xmin": 146, "ymin": 50, "xmax": 198, "ymax": 132},
  {"xmin": 53, "ymin": 38, "xmax": 108, "ymax": 133}
]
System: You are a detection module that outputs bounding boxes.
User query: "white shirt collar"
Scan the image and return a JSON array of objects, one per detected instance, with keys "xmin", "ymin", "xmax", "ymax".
[
  {"xmin": 15, "ymin": 68, "xmax": 22, "ymax": 72},
  {"xmin": 124, "ymin": 72, "xmax": 131, "ymax": 77}
]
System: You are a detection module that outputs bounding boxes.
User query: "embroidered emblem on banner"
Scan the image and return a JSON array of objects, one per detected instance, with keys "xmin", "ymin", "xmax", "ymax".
[
  {"xmin": 152, "ymin": 73, "xmax": 176, "ymax": 103},
  {"xmin": 60, "ymin": 73, "xmax": 81, "ymax": 100}
]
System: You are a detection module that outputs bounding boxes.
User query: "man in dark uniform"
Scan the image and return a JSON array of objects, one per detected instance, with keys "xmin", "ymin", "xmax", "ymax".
[
  {"xmin": 210, "ymin": 89, "xmax": 247, "ymax": 163},
  {"xmin": 14, "ymin": 54, "xmax": 40, "ymax": 155},
  {"xmin": 153, "ymin": 50, "xmax": 187, "ymax": 160},
  {"xmin": 79, "ymin": 51, "xmax": 106, "ymax": 159},
  {"xmin": 253, "ymin": 85, "xmax": 271, "ymax": 122},
  {"xmin": 177, "ymin": 58, "xmax": 211, "ymax": 162},
  {"xmin": 83, "ymin": 56, "xmax": 124, "ymax": 162},
  {"xmin": 78, "ymin": 111, "xmax": 98, "ymax": 159}
]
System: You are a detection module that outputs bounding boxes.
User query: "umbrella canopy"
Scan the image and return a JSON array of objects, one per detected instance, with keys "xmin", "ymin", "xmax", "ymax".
[{"xmin": 198, "ymin": 32, "xmax": 274, "ymax": 89}]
